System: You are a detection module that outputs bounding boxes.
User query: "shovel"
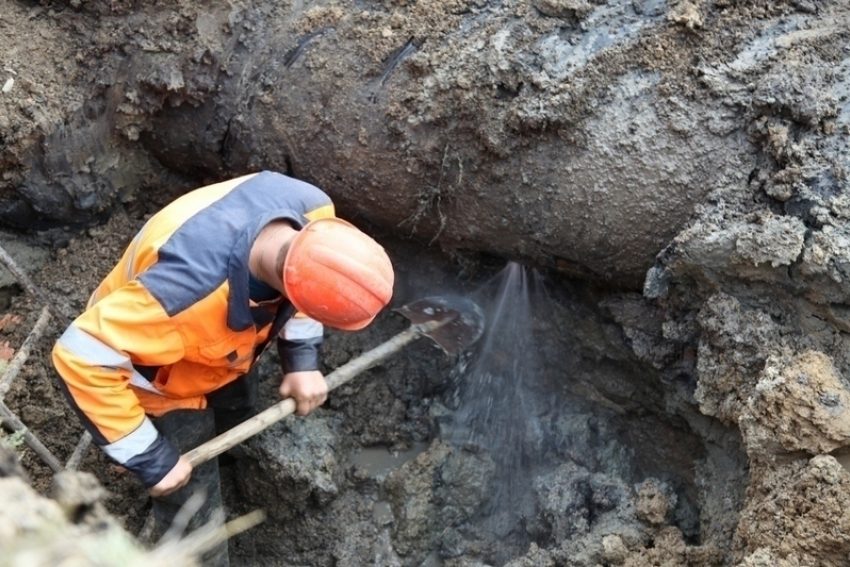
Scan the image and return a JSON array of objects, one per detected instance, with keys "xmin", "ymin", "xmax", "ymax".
[{"xmin": 183, "ymin": 296, "xmax": 485, "ymax": 467}]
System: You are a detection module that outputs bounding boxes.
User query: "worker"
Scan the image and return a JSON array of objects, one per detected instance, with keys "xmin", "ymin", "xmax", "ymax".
[{"xmin": 51, "ymin": 171, "xmax": 394, "ymax": 565}]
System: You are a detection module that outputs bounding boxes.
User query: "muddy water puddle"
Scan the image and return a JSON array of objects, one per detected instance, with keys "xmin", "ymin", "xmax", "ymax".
[{"xmin": 350, "ymin": 441, "xmax": 431, "ymax": 481}]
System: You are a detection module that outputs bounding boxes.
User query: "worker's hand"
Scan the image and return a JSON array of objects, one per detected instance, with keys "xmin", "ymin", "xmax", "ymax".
[
  {"xmin": 148, "ymin": 455, "xmax": 193, "ymax": 498},
  {"xmin": 279, "ymin": 370, "xmax": 328, "ymax": 416}
]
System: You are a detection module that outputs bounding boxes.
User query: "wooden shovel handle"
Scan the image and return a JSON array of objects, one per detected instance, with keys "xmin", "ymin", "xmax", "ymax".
[{"xmin": 183, "ymin": 319, "xmax": 441, "ymax": 468}]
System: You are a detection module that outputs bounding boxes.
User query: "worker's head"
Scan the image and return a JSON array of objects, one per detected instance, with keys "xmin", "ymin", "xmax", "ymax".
[{"xmin": 283, "ymin": 218, "xmax": 394, "ymax": 330}]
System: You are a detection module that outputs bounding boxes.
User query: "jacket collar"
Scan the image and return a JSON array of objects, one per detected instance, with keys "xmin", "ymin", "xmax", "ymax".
[{"xmin": 226, "ymin": 211, "xmax": 308, "ymax": 331}]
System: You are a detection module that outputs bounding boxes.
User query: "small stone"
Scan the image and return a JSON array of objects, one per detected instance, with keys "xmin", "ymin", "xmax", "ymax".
[
  {"xmin": 1, "ymin": 78, "xmax": 13, "ymax": 93},
  {"xmin": 668, "ymin": 1, "xmax": 703, "ymax": 29},
  {"xmin": 531, "ymin": 0, "xmax": 592, "ymax": 19},
  {"xmin": 601, "ymin": 534, "xmax": 628, "ymax": 565},
  {"xmin": 765, "ymin": 183, "xmax": 793, "ymax": 202}
]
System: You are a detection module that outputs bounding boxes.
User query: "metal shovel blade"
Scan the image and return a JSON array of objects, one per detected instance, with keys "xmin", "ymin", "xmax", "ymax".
[{"xmin": 395, "ymin": 296, "xmax": 485, "ymax": 354}]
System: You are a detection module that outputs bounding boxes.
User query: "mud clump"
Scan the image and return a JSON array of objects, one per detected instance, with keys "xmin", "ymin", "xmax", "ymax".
[
  {"xmin": 635, "ymin": 479, "xmax": 676, "ymax": 527},
  {"xmin": 741, "ymin": 351, "xmax": 850, "ymax": 457},
  {"xmin": 238, "ymin": 417, "xmax": 343, "ymax": 519},
  {"xmin": 530, "ymin": 0, "xmax": 592, "ymax": 20},
  {"xmin": 385, "ymin": 441, "xmax": 494, "ymax": 564},
  {"xmin": 736, "ymin": 456, "xmax": 850, "ymax": 565}
]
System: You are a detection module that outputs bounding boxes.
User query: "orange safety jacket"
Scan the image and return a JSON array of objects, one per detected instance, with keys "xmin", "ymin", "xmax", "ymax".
[{"xmin": 52, "ymin": 172, "xmax": 334, "ymax": 487}]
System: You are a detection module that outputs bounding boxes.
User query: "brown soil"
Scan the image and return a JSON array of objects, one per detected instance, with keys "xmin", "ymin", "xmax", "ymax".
[{"xmin": 2, "ymin": 204, "xmax": 163, "ymax": 532}]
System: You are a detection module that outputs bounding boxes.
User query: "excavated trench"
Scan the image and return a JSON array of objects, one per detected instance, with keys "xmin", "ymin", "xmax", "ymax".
[
  {"xmin": 3, "ymin": 0, "xmax": 850, "ymax": 565},
  {"xmin": 218, "ymin": 253, "xmax": 726, "ymax": 566},
  {"xmin": 3, "ymin": 226, "xmax": 749, "ymax": 567}
]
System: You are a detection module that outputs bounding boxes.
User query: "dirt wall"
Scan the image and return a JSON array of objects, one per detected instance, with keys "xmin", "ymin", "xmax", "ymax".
[{"xmin": 0, "ymin": 0, "xmax": 794, "ymax": 287}]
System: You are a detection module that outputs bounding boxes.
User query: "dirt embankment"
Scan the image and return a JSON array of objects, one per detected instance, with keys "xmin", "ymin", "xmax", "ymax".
[{"xmin": 2, "ymin": 0, "xmax": 807, "ymax": 286}]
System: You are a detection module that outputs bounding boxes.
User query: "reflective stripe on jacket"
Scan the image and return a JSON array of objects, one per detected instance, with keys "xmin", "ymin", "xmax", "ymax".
[{"xmin": 52, "ymin": 171, "xmax": 334, "ymax": 487}]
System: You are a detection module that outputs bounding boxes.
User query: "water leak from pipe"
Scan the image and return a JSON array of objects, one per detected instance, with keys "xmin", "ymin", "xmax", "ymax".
[{"xmin": 447, "ymin": 261, "xmax": 549, "ymax": 551}]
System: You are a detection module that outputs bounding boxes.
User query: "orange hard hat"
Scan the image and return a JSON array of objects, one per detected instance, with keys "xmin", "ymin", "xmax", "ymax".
[{"xmin": 283, "ymin": 218, "xmax": 394, "ymax": 330}]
